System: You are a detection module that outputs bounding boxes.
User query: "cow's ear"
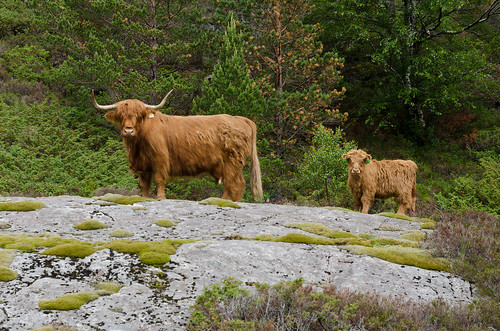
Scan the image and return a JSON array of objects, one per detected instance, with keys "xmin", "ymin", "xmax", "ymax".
[
  {"xmin": 105, "ymin": 110, "xmax": 120, "ymax": 124},
  {"xmin": 365, "ymin": 155, "xmax": 372, "ymax": 163},
  {"xmin": 342, "ymin": 154, "xmax": 349, "ymax": 163}
]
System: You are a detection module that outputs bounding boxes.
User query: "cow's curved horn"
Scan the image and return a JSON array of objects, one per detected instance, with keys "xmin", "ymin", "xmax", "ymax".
[
  {"xmin": 145, "ymin": 89, "xmax": 173, "ymax": 109},
  {"xmin": 92, "ymin": 90, "xmax": 119, "ymax": 110}
]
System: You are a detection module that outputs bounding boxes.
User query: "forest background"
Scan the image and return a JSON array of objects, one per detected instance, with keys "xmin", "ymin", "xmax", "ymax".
[{"xmin": 0, "ymin": 0, "xmax": 499, "ymax": 328}]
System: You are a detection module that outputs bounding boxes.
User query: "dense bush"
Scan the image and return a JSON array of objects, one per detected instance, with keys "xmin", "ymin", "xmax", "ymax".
[{"xmin": 293, "ymin": 125, "xmax": 356, "ymax": 205}]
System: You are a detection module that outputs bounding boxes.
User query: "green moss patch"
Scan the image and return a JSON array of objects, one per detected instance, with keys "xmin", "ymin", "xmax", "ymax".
[
  {"xmin": 139, "ymin": 251, "xmax": 171, "ymax": 266},
  {"xmin": 73, "ymin": 220, "xmax": 110, "ymax": 230},
  {"xmin": 0, "ymin": 266, "xmax": 18, "ymax": 281},
  {"xmin": 95, "ymin": 281, "xmax": 123, "ymax": 294},
  {"xmin": 323, "ymin": 206, "xmax": 353, "ymax": 212},
  {"xmin": 286, "ymin": 222, "xmax": 358, "ymax": 239},
  {"xmin": 38, "ymin": 291, "xmax": 100, "ymax": 310},
  {"xmin": 420, "ymin": 222, "xmax": 435, "ymax": 230},
  {"xmin": 371, "ymin": 237, "xmax": 419, "ymax": 248},
  {"xmin": 109, "ymin": 228, "xmax": 134, "ymax": 238},
  {"xmin": 275, "ymin": 233, "xmax": 336, "ymax": 245},
  {"xmin": 93, "ymin": 193, "xmax": 153, "ymax": 205},
  {"xmin": 0, "ymin": 201, "xmax": 46, "ymax": 211},
  {"xmin": 41, "ymin": 243, "xmax": 98, "ymax": 258},
  {"xmin": 343, "ymin": 245, "xmax": 450, "ymax": 272},
  {"xmin": 102, "ymin": 239, "xmax": 177, "ymax": 266},
  {"xmin": 199, "ymin": 197, "xmax": 242, "ymax": 209},
  {"xmin": 378, "ymin": 224, "xmax": 402, "ymax": 231},
  {"xmin": 0, "ymin": 249, "xmax": 16, "ymax": 266},
  {"xmin": 154, "ymin": 219, "xmax": 178, "ymax": 228},
  {"xmin": 400, "ymin": 230, "xmax": 426, "ymax": 242}
]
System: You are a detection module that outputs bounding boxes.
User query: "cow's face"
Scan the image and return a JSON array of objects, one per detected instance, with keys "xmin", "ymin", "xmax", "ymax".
[
  {"xmin": 104, "ymin": 100, "xmax": 153, "ymax": 137},
  {"xmin": 342, "ymin": 149, "xmax": 372, "ymax": 175}
]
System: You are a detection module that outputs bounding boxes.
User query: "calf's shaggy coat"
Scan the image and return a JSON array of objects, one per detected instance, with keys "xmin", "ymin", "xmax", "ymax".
[
  {"xmin": 92, "ymin": 90, "xmax": 263, "ymax": 202},
  {"xmin": 342, "ymin": 149, "xmax": 417, "ymax": 215}
]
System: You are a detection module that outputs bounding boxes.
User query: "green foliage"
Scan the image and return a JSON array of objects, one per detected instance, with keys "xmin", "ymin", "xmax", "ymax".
[
  {"xmin": 435, "ymin": 155, "xmax": 500, "ymax": 215},
  {"xmin": 0, "ymin": 95, "xmax": 136, "ymax": 197},
  {"xmin": 294, "ymin": 125, "xmax": 357, "ymax": 204},
  {"xmin": 192, "ymin": 16, "xmax": 266, "ymax": 121}
]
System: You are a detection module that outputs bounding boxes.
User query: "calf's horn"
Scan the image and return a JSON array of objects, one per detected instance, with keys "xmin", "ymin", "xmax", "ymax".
[
  {"xmin": 91, "ymin": 90, "xmax": 119, "ymax": 110},
  {"xmin": 145, "ymin": 89, "xmax": 173, "ymax": 109}
]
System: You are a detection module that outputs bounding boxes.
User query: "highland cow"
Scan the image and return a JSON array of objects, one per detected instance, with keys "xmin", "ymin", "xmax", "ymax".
[
  {"xmin": 341, "ymin": 149, "xmax": 417, "ymax": 215},
  {"xmin": 92, "ymin": 90, "xmax": 263, "ymax": 202}
]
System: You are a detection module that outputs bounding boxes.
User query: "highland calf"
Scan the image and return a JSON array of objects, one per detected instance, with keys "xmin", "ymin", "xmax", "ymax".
[
  {"xmin": 341, "ymin": 149, "xmax": 417, "ymax": 215},
  {"xmin": 92, "ymin": 90, "xmax": 263, "ymax": 202}
]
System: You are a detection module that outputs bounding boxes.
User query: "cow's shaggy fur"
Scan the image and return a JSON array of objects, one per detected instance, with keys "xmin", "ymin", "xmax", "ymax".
[
  {"xmin": 94, "ymin": 93, "xmax": 263, "ymax": 202},
  {"xmin": 342, "ymin": 149, "xmax": 417, "ymax": 215}
]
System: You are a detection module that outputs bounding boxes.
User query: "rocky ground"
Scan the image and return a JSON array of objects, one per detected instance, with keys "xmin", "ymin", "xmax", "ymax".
[{"xmin": 0, "ymin": 196, "xmax": 475, "ymax": 330}]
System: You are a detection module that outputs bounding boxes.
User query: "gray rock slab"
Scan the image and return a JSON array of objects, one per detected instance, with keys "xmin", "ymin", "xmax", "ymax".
[{"xmin": 0, "ymin": 196, "xmax": 476, "ymax": 330}]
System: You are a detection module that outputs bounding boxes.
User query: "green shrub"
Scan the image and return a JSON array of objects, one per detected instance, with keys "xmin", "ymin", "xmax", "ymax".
[
  {"xmin": 294, "ymin": 125, "xmax": 357, "ymax": 205},
  {"xmin": 435, "ymin": 156, "xmax": 499, "ymax": 215}
]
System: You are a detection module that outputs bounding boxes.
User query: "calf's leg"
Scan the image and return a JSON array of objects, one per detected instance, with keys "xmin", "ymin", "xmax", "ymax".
[
  {"xmin": 139, "ymin": 172, "xmax": 152, "ymax": 198},
  {"xmin": 360, "ymin": 194, "xmax": 373, "ymax": 214},
  {"xmin": 221, "ymin": 165, "xmax": 245, "ymax": 202},
  {"xmin": 154, "ymin": 173, "xmax": 167, "ymax": 200}
]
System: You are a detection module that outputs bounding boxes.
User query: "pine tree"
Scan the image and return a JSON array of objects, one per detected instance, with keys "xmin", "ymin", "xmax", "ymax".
[{"xmin": 192, "ymin": 15, "xmax": 266, "ymax": 122}]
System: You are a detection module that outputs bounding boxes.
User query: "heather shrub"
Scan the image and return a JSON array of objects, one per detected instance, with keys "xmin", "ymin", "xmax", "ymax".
[{"xmin": 188, "ymin": 278, "xmax": 489, "ymax": 330}]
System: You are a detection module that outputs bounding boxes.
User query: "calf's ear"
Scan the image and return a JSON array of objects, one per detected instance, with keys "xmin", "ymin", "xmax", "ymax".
[{"xmin": 365, "ymin": 154, "xmax": 372, "ymax": 163}]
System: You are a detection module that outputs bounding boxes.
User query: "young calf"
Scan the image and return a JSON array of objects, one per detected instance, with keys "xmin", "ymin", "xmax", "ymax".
[{"xmin": 341, "ymin": 149, "xmax": 417, "ymax": 215}]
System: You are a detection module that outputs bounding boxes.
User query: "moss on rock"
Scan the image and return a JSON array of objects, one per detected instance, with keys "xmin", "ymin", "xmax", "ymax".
[
  {"xmin": 139, "ymin": 251, "xmax": 171, "ymax": 266},
  {"xmin": 275, "ymin": 233, "xmax": 335, "ymax": 245},
  {"xmin": 109, "ymin": 228, "xmax": 134, "ymax": 238},
  {"xmin": 0, "ymin": 266, "xmax": 18, "ymax": 281},
  {"xmin": 400, "ymin": 230, "xmax": 426, "ymax": 242},
  {"xmin": 41, "ymin": 243, "xmax": 98, "ymax": 258},
  {"xmin": 0, "ymin": 201, "xmax": 46, "ymax": 212},
  {"xmin": 73, "ymin": 220, "xmax": 110, "ymax": 230},
  {"xmin": 199, "ymin": 197, "xmax": 242, "ymax": 209},
  {"xmin": 154, "ymin": 219, "xmax": 178, "ymax": 228},
  {"xmin": 38, "ymin": 291, "xmax": 100, "ymax": 310},
  {"xmin": 343, "ymin": 245, "xmax": 450, "ymax": 272},
  {"xmin": 286, "ymin": 222, "xmax": 358, "ymax": 239},
  {"xmin": 93, "ymin": 193, "xmax": 153, "ymax": 205}
]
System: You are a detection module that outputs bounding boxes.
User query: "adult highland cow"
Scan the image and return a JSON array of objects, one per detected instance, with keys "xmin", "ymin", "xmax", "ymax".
[
  {"xmin": 92, "ymin": 90, "xmax": 263, "ymax": 202},
  {"xmin": 341, "ymin": 149, "xmax": 417, "ymax": 215}
]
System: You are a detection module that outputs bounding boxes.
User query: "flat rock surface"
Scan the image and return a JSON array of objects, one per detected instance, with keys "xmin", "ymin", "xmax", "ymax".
[{"xmin": 0, "ymin": 196, "xmax": 476, "ymax": 330}]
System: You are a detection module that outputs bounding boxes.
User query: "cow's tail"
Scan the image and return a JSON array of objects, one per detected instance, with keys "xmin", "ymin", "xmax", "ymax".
[{"xmin": 248, "ymin": 119, "xmax": 263, "ymax": 202}]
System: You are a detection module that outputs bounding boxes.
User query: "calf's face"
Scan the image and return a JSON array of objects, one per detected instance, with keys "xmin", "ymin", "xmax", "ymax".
[
  {"xmin": 342, "ymin": 149, "xmax": 372, "ymax": 175},
  {"xmin": 105, "ymin": 101, "xmax": 152, "ymax": 137}
]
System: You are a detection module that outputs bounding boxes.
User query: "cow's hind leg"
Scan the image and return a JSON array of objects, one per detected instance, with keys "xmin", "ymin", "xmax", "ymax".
[
  {"xmin": 221, "ymin": 165, "xmax": 245, "ymax": 202},
  {"xmin": 138, "ymin": 172, "xmax": 152, "ymax": 198}
]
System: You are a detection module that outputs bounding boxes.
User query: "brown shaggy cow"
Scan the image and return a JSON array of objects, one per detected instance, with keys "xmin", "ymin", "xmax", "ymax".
[
  {"xmin": 341, "ymin": 149, "xmax": 417, "ymax": 215},
  {"xmin": 92, "ymin": 90, "xmax": 263, "ymax": 202}
]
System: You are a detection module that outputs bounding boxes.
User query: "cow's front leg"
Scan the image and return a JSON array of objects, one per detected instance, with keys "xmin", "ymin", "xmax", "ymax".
[
  {"xmin": 139, "ymin": 172, "xmax": 152, "ymax": 198},
  {"xmin": 353, "ymin": 195, "xmax": 362, "ymax": 212},
  {"xmin": 154, "ymin": 173, "xmax": 166, "ymax": 200}
]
